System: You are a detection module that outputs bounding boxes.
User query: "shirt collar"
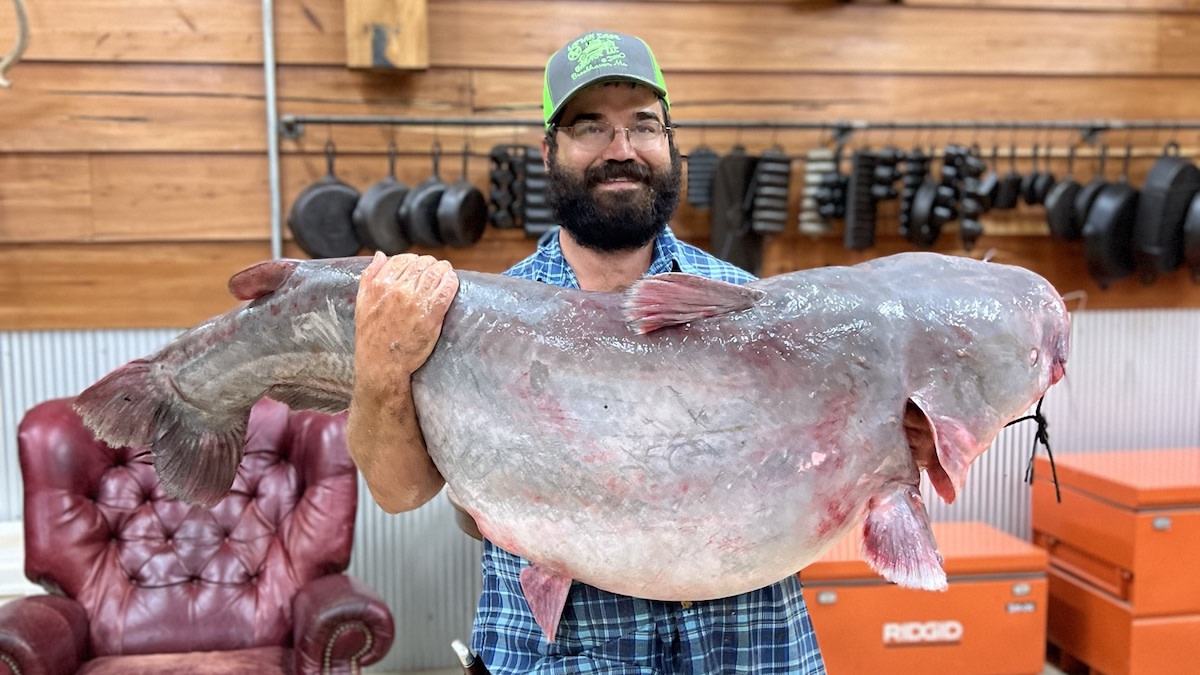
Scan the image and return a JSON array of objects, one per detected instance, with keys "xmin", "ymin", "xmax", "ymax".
[{"xmin": 533, "ymin": 226, "xmax": 684, "ymax": 288}]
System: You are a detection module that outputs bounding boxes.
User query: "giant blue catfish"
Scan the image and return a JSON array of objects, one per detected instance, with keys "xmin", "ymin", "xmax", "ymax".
[{"xmin": 74, "ymin": 251, "xmax": 1069, "ymax": 641}]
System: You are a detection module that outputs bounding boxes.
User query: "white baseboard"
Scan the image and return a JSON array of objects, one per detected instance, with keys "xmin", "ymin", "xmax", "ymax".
[{"xmin": 0, "ymin": 520, "xmax": 44, "ymax": 603}]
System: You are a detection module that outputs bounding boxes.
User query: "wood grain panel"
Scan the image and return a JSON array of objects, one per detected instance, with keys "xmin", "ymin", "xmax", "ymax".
[
  {"xmin": 19, "ymin": 0, "xmax": 342, "ymax": 64},
  {"xmin": 90, "ymin": 154, "xmax": 271, "ymax": 241},
  {"xmin": 906, "ymin": 0, "xmax": 1200, "ymax": 10},
  {"xmin": 0, "ymin": 238, "xmax": 536, "ymax": 329},
  {"xmin": 4, "ymin": 235, "xmax": 1197, "ymax": 329},
  {"xmin": 0, "ymin": 63, "xmax": 266, "ymax": 153},
  {"xmin": 0, "ymin": 63, "xmax": 475, "ymax": 153},
  {"xmin": 18, "ymin": 1, "xmax": 1200, "ymax": 75},
  {"xmin": 5, "ymin": 63, "xmax": 1197, "ymax": 154},
  {"xmin": 426, "ymin": 3, "xmax": 1187, "ymax": 75},
  {"xmin": 0, "ymin": 155, "xmax": 94, "ymax": 241}
]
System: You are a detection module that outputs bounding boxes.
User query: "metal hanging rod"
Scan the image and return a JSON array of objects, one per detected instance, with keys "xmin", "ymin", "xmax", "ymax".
[{"xmin": 278, "ymin": 114, "xmax": 1200, "ymax": 143}]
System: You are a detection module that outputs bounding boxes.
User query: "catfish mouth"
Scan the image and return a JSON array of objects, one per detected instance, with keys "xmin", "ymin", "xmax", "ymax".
[{"xmin": 904, "ymin": 399, "xmax": 955, "ymax": 503}]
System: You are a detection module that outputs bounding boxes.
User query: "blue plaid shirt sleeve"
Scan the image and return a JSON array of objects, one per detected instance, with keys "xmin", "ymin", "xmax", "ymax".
[{"xmin": 475, "ymin": 226, "xmax": 826, "ymax": 674}]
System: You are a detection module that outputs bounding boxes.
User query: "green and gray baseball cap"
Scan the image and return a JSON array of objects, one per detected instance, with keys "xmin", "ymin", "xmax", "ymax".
[{"xmin": 542, "ymin": 31, "xmax": 670, "ymax": 129}]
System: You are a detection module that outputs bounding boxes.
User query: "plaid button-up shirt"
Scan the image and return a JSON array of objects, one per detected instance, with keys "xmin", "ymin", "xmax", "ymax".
[{"xmin": 470, "ymin": 226, "xmax": 827, "ymax": 674}]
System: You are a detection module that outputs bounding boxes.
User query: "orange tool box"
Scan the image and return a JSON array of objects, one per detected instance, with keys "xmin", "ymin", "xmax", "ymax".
[
  {"xmin": 1031, "ymin": 449, "xmax": 1200, "ymax": 675},
  {"xmin": 798, "ymin": 521, "xmax": 1048, "ymax": 675}
]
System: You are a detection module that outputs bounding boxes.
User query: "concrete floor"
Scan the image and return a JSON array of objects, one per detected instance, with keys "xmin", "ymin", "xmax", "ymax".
[{"xmin": 384, "ymin": 662, "xmax": 1071, "ymax": 674}]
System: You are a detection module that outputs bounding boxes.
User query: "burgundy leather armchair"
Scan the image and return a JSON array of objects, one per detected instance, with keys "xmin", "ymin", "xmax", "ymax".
[{"xmin": 0, "ymin": 397, "xmax": 395, "ymax": 675}]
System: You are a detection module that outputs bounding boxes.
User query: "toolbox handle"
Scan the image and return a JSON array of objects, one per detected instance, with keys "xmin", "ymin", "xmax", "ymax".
[{"xmin": 1042, "ymin": 535, "xmax": 1132, "ymax": 600}]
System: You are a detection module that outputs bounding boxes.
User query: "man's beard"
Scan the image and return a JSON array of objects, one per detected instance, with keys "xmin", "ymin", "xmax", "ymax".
[{"xmin": 546, "ymin": 149, "xmax": 682, "ymax": 253}]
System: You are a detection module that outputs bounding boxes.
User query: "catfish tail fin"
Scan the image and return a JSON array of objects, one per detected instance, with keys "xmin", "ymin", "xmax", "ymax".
[{"xmin": 74, "ymin": 359, "xmax": 248, "ymax": 508}]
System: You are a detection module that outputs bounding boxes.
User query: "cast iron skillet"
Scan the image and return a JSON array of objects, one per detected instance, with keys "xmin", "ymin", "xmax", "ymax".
[
  {"xmin": 1073, "ymin": 144, "xmax": 1109, "ymax": 230},
  {"xmin": 975, "ymin": 144, "xmax": 1000, "ymax": 212},
  {"xmin": 436, "ymin": 142, "xmax": 488, "ymax": 248},
  {"xmin": 1044, "ymin": 144, "xmax": 1082, "ymax": 241},
  {"xmin": 992, "ymin": 143, "xmax": 1022, "ymax": 210},
  {"xmin": 352, "ymin": 140, "xmax": 411, "ymax": 255},
  {"xmin": 287, "ymin": 140, "xmax": 362, "ymax": 258},
  {"xmin": 399, "ymin": 141, "xmax": 448, "ymax": 248},
  {"xmin": 1082, "ymin": 143, "xmax": 1138, "ymax": 289},
  {"xmin": 1132, "ymin": 141, "xmax": 1200, "ymax": 284},
  {"xmin": 1185, "ymin": 190, "xmax": 1200, "ymax": 283}
]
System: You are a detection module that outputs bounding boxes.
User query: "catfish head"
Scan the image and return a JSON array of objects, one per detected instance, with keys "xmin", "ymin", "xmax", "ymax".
[{"xmin": 903, "ymin": 259, "xmax": 1070, "ymax": 505}]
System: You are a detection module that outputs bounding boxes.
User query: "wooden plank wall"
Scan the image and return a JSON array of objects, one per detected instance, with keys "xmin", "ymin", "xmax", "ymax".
[{"xmin": 2, "ymin": 0, "xmax": 1200, "ymax": 329}]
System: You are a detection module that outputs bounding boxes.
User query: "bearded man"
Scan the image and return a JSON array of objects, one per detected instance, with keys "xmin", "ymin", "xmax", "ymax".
[{"xmin": 346, "ymin": 30, "xmax": 826, "ymax": 675}]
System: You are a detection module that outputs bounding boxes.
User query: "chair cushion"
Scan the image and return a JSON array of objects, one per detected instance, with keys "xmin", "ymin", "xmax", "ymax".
[{"xmin": 77, "ymin": 646, "xmax": 290, "ymax": 675}]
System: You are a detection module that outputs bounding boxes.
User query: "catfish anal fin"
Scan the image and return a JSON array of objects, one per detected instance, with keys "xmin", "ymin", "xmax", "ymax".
[
  {"xmin": 622, "ymin": 273, "xmax": 765, "ymax": 334},
  {"xmin": 861, "ymin": 484, "xmax": 947, "ymax": 591},
  {"xmin": 519, "ymin": 563, "xmax": 573, "ymax": 643}
]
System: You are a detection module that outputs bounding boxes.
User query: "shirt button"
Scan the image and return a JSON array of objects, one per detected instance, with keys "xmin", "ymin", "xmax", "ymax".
[{"xmin": 680, "ymin": 600, "xmax": 693, "ymax": 609}]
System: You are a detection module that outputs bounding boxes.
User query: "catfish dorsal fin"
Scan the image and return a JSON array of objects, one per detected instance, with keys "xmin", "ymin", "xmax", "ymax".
[
  {"xmin": 519, "ymin": 563, "xmax": 573, "ymax": 642},
  {"xmin": 622, "ymin": 273, "xmax": 765, "ymax": 334},
  {"xmin": 228, "ymin": 259, "xmax": 299, "ymax": 301}
]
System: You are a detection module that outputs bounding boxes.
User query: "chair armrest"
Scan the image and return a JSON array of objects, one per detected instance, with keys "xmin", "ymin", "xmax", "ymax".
[
  {"xmin": 291, "ymin": 575, "xmax": 395, "ymax": 674},
  {"xmin": 0, "ymin": 595, "xmax": 89, "ymax": 675}
]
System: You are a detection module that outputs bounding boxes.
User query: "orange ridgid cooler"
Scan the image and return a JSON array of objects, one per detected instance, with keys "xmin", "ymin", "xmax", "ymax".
[
  {"xmin": 1031, "ymin": 449, "xmax": 1200, "ymax": 675},
  {"xmin": 798, "ymin": 521, "xmax": 1048, "ymax": 675}
]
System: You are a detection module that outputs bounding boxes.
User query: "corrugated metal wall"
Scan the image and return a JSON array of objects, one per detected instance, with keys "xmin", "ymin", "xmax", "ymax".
[{"xmin": 2, "ymin": 308, "xmax": 1198, "ymax": 670}]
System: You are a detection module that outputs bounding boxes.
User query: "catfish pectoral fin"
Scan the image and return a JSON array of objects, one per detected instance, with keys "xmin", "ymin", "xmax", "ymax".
[
  {"xmin": 860, "ymin": 485, "xmax": 947, "ymax": 591},
  {"xmin": 74, "ymin": 358, "xmax": 248, "ymax": 508},
  {"xmin": 518, "ymin": 563, "xmax": 573, "ymax": 643}
]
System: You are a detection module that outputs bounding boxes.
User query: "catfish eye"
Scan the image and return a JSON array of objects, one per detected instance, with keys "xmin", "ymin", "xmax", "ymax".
[{"xmin": 1028, "ymin": 348, "xmax": 1040, "ymax": 366}]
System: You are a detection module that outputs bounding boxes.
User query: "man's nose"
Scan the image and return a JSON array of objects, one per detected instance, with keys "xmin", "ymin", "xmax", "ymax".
[{"xmin": 599, "ymin": 127, "xmax": 638, "ymax": 161}]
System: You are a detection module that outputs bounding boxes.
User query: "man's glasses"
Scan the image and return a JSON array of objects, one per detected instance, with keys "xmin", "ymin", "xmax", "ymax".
[{"xmin": 555, "ymin": 119, "xmax": 671, "ymax": 151}]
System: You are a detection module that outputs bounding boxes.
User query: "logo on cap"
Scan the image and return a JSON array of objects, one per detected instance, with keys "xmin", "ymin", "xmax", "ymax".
[{"xmin": 566, "ymin": 32, "xmax": 628, "ymax": 82}]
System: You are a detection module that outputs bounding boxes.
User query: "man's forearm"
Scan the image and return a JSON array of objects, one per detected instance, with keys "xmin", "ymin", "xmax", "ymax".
[{"xmin": 347, "ymin": 382, "xmax": 446, "ymax": 513}]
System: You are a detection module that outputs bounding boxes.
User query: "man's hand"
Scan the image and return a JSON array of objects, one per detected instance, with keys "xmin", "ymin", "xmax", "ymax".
[
  {"xmin": 355, "ymin": 252, "xmax": 459, "ymax": 381},
  {"xmin": 347, "ymin": 252, "xmax": 459, "ymax": 513}
]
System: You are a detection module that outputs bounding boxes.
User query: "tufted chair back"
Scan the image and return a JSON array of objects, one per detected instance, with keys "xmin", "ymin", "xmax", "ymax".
[{"xmin": 17, "ymin": 397, "xmax": 361, "ymax": 658}]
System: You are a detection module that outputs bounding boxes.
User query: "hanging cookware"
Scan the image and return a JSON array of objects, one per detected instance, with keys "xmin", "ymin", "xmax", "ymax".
[
  {"xmin": 813, "ymin": 142, "xmax": 848, "ymax": 221},
  {"xmin": 1132, "ymin": 141, "xmax": 1200, "ymax": 284},
  {"xmin": 844, "ymin": 148, "xmax": 880, "ymax": 251},
  {"xmin": 488, "ymin": 144, "xmax": 521, "ymax": 229},
  {"xmin": 1073, "ymin": 144, "xmax": 1109, "ymax": 226},
  {"xmin": 520, "ymin": 146, "xmax": 555, "ymax": 238},
  {"xmin": 687, "ymin": 144, "xmax": 721, "ymax": 209},
  {"xmin": 907, "ymin": 145, "xmax": 959, "ymax": 247},
  {"xmin": 1082, "ymin": 143, "xmax": 1138, "ymax": 289},
  {"xmin": 800, "ymin": 147, "xmax": 836, "ymax": 235},
  {"xmin": 1020, "ymin": 143, "xmax": 1047, "ymax": 206},
  {"xmin": 398, "ymin": 141, "xmax": 448, "ymax": 248},
  {"xmin": 751, "ymin": 145, "xmax": 792, "ymax": 235},
  {"xmin": 992, "ymin": 143, "xmax": 1022, "ymax": 210},
  {"xmin": 287, "ymin": 140, "xmax": 362, "ymax": 259},
  {"xmin": 975, "ymin": 144, "xmax": 1001, "ymax": 213},
  {"xmin": 352, "ymin": 140, "xmax": 411, "ymax": 255},
  {"xmin": 1044, "ymin": 144, "xmax": 1083, "ymax": 241},
  {"xmin": 957, "ymin": 145, "xmax": 988, "ymax": 251},
  {"xmin": 437, "ymin": 142, "xmax": 489, "ymax": 248},
  {"xmin": 710, "ymin": 146, "xmax": 764, "ymax": 274},
  {"xmin": 1032, "ymin": 143, "xmax": 1058, "ymax": 205},
  {"xmin": 1184, "ymin": 190, "xmax": 1200, "ymax": 283},
  {"xmin": 898, "ymin": 147, "xmax": 931, "ymax": 239}
]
